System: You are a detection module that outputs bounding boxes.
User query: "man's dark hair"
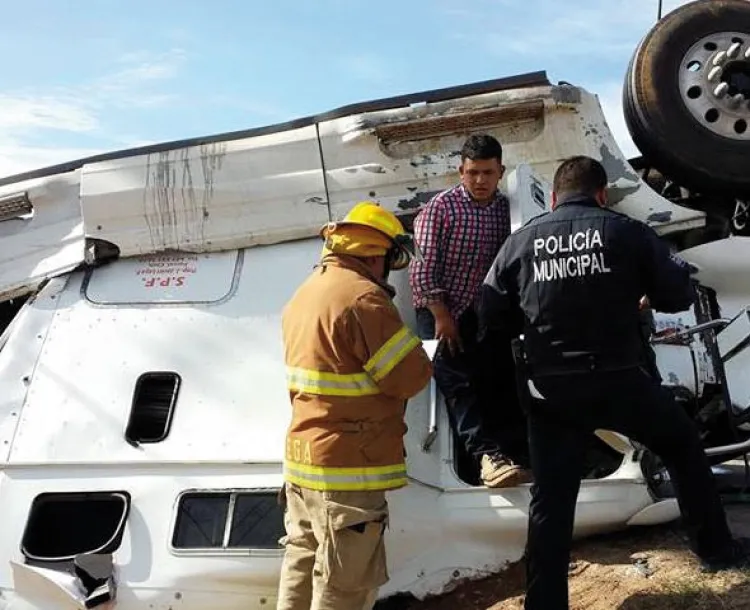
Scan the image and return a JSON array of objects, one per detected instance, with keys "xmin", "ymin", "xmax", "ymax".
[
  {"xmin": 460, "ymin": 134, "xmax": 503, "ymax": 164},
  {"xmin": 552, "ymin": 155, "xmax": 609, "ymax": 199}
]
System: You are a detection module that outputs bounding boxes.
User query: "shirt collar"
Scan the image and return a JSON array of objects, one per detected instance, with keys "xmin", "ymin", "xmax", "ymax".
[{"xmin": 459, "ymin": 183, "xmax": 504, "ymax": 207}]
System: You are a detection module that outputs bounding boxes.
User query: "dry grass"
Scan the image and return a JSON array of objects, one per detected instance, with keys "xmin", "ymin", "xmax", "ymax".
[{"xmin": 383, "ymin": 505, "xmax": 750, "ymax": 610}]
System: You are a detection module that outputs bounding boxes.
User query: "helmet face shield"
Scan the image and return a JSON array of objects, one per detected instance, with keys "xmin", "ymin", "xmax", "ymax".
[{"xmin": 389, "ymin": 233, "xmax": 424, "ymax": 270}]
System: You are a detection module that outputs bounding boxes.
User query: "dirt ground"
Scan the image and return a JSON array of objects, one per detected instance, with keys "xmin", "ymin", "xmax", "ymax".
[{"xmin": 385, "ymin": 503, "xmax": 750, "ymax": 610}]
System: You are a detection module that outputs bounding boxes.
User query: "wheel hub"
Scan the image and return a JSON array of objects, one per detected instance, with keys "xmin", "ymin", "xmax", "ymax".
[{"xmin": 679, "ymin": 32, "xmax": 750, "ymax": 140}]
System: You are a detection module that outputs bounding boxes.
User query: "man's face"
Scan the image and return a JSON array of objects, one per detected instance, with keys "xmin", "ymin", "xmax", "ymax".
[{"xmin": 459, "ymin": 157, "xmax": 505, "ymax": 204}]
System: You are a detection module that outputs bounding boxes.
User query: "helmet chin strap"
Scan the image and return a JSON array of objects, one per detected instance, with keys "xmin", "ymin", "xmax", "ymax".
[
  {"xmin": 383, "ymin": 247, "xmax": 399, "ymax": 281},
  {"xmin": 383, "ymin": 255, "xmax": 392, "ymax": 281}
]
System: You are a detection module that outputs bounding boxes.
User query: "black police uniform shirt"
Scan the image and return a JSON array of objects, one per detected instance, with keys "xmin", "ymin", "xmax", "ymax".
[{"xmin": 479, "ymin": 195, "xmax": 695, "ymax": 373}]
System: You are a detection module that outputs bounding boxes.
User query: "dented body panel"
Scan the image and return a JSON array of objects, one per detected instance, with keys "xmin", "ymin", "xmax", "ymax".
[
  {"xmin": 0, "ymin": 74, "xmax": 705, "ymax": 301},
  {"xmin": 0, "ymin": 72, "xmax": 748, "ymax": 609},
  {"xmin": 0, "ymin": 173, "xmax": 84, "ymax": 302},
  {"xmin": 0, "ymin": 236, "xmax": 673, "ymax": 609}
]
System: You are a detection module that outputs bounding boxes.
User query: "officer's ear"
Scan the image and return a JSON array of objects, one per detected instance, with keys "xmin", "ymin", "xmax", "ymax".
[
  {"xmin": 551, "ymin": 191, "xmax": 558, "ymax": 210},
  {"xmin": 595, "ymin": 188, "xmax": 608, "ymax": 207}
]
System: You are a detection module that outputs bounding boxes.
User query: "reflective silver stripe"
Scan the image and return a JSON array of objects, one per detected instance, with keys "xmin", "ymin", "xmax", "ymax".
[
  {"xmin": 364, "ymin": 326, "xmax": 421, "ymax": 382},
  {"xmin": 286, "ymin": 367, "xmax": 380, "ymax": 397}
]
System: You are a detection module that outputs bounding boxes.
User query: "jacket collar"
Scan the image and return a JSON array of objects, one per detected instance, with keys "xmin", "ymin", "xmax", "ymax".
[
  {"xmin": 317, "ymin": 254, "xmax": 397, "ymax": 298},
  {"xmin": 554, "ymin": 194, "xmax": 602, "ymax": 209}
]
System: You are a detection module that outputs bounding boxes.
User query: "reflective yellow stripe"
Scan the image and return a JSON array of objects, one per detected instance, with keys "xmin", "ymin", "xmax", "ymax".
[
  {"xmin": 364, "ymin": 326, "xmax": 421, "ymax": 382},
  {"xmin": 291, "ymin": 462, "xmax": 405, "ymax": 476},
  {"xmin": 286, "ymin": 367, "xmax": 380, "ymax": 397},
  {"xmin": 284, "ymin": 461, "xmax": 408, "ymax": 491}
]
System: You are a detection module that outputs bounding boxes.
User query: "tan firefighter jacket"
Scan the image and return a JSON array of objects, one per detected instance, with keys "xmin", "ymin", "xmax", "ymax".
[{"xmin": 281, "ymin": 254, "xmax": 433, "ymax": 492}]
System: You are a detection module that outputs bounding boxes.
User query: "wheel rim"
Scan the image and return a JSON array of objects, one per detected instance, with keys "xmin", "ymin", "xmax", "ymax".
[{"xmin": 678, "ymin": 31, "xmax": 750, "ymax": 141}]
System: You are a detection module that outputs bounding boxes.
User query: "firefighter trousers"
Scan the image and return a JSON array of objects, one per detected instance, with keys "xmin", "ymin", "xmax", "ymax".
[
  {"xmin": 276, "ymin": 483, "xmax": 389, "ymax": 610},
  {"xmin": 523, "ymin": 366, "xmax": 735, "ymax": 610}
]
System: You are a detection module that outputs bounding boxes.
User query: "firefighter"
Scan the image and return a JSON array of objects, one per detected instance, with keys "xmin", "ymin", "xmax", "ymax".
[
  {"xmin": 478, "ymin": 155, "xmax": 750, "ymax": 610},
  {"xmin": 277, "ymin": 201, "xmax": 433, "ymax": 610}
]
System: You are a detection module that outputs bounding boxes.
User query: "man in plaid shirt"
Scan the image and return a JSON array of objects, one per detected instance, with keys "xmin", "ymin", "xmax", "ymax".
[{"xmin": 409, "ymin": 134, "xmax": 533, "ymax": 488}]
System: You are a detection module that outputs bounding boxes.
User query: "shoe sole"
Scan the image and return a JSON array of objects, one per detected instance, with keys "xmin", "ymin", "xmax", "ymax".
[{"xmin": 482, "ymin": 467, "xmax": 534, "ymax": 488}]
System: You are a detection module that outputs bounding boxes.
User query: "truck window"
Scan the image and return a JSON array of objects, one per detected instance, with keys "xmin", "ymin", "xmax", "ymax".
[
  {"xmin": 125, "ymin": 372, "xmax": 181, "ymax": 444},
  {"xmin": 21, "ymin": 491, "xmax": 130, "ymax": 563},
  {"xmin": 83, "ymin": 250, "xmax": 240, "ymax": 305},
  {"xmin": 171, "ymin": 490, "xmax": 284, "ymax": 551}
]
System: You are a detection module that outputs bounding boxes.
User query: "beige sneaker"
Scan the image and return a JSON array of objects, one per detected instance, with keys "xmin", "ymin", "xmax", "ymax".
[{"xmin": 480, "ymin": 453, "xmax": 534, "ymax": 488}]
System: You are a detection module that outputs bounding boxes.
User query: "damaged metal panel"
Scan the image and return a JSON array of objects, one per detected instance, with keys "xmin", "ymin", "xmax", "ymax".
[
  {"xmin": 79, "ymin": 126, "xmax": 331, "ymax": 259},
  {"xmin": 716, "ymin": 308, "xmax": 750, "ymax": 414},
  {"xmin": 680, "ymin": 236, "xmax": 750, "ymax": 320},
  {"xmin": 566, "ymin": 92, "xmax": 705, "ymax": 235},
  {"xmin": 0, "ymin": 74, "xmax": 708, "ymax": 283},
  {"xmin": 5, "ymin": 240, "xmax": 322, "ymax": 466},
  {"xmin": 316, "ymin": 88, "xmax": 548, "ymax": 222},
  {"xmin": 0, "ymin": 171, "xmax": 85, "ymax": 301},
  {"xmin": 372, "ymin": 100, "xmax": 546, "ymax": 147},
  {"xmin": 0, "ymin": 277, "xmax": 67, "ymax": 464},
  {"xmin": 0, "ymin": 466, "xmax": 284, "ymax": 609},
  {"xmin": 318, "ymin": 83, "xmax": 706, "ymax": 234}
]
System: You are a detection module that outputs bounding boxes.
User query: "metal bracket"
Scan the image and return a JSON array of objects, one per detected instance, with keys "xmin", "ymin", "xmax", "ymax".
[
  {"xmin": 650, "ymin": 318, "xmax": 731, "ymax": 344},
  {"xmin": 421, "ymin": 378, "xmax": 438, "ymax": 452}
]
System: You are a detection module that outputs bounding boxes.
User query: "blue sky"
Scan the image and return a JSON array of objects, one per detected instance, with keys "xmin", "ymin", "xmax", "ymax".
[{"xmin": 0, "ymin": 0, "xmax": 691, "ymax": 179}]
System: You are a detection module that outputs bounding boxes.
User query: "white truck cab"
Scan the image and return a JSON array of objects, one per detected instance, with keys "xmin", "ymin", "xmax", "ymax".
[{"xmin": 3, "ymin": 3, "xmax": 750, "ymax": 604}]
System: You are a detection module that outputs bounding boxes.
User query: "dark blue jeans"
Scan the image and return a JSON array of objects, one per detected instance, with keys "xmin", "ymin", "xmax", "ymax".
[{"xmin": 415, "ymin": 307, "xmax": 529, "ymax": 464}]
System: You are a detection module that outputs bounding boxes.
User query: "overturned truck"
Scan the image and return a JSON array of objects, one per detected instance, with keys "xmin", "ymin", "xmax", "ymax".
[{"xmin": 1, "ymin": 1, "xmax": 750, "ymax": 608}]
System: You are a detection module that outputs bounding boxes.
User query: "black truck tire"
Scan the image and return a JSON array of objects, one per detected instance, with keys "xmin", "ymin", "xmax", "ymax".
[{"xmin": 624, "ymin": 0, "xmax": 750, "ymax": 197}]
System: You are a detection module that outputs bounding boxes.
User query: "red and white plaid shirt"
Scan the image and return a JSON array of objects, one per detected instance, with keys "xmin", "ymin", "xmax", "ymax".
[{"xmin": 409, "ymin": 184, "xmax": 511, "ymax": 320}]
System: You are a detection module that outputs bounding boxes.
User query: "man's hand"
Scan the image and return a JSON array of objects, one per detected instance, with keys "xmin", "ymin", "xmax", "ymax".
[
  {"xmin": 428, "ymin": 303, "xmax": 463, "ymax": 356},
  {"xmin": 639, "ymin": 295, "xmax": 651, "ymax": 311}
]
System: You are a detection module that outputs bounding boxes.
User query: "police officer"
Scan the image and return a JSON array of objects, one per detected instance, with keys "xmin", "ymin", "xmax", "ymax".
[{"xmin": 478, "ymin": 155, "xmax": 750, "ymax": 610}]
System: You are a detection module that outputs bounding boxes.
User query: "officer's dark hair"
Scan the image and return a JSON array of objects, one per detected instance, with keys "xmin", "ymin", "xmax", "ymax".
[
  {"xmin": 552, "ymin": 155, "xmax": 609, "ymax": 199},
  {"xmin": 460, "ymin": 134, "xmax": 503, "ymax": 164}
]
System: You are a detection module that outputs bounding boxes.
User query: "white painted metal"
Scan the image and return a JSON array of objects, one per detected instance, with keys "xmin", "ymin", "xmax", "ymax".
[
  {"xmin": 626, "ymin": 499, "xmax": 681, "ymax": 527},
  {"xmin": 0, "ymin": 172, "xmax": 84, "ymax": 302},
  {"xmin": 0, "ymin": 79, "xmax": 706, "ymax": 301},
  {"xmin": 716, "ymin": 307, "xmax": 750, "ymax": 412},
  {"xmin": 506, "ymin": 163, "xmax": 551, "ymax": 231},
  {"xmin": 681, "ymin": 236, "xmax": 750, "ymax": 320},
  {"xmin": 0, "ymin": 276, "xmax": 70, "ymax": 464},
  {"xmin": 79, "ymin": 130, "xmax": 330, "ymax": 258},
  {"xmin": 0, "ymin": 236, "xmax": 686, "ymax": 609},
  {"xmin": 0, "ymin": 77, "xmax": 746, "ymax": 609}
]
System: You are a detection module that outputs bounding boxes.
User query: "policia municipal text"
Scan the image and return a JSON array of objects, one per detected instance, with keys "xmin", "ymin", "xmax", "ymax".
[{"xmin": 479, "ymin": 155, "xmax": 750, "ymax": 610}]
